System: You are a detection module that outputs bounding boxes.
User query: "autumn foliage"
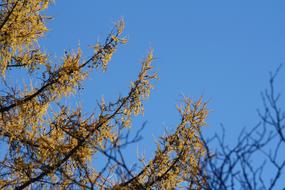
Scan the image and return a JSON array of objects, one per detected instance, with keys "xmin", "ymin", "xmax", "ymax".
[{"xmin": 0, "ymin": 1, "xmax": 208, "ymax": 189}]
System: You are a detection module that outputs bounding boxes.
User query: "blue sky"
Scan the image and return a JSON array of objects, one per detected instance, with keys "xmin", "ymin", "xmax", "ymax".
[{"xmin": 42, "ymin": 0, "xmax": 285, "ymax": 180}]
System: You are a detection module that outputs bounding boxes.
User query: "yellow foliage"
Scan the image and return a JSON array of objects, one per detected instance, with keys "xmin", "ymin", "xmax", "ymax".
[
  {"xmin": 0, "ymin": 0, "xmax": 50, "ymax": 74},
  {"xmin": 0, "ymin": 1, "xmax": 208, "ymax": 190}
]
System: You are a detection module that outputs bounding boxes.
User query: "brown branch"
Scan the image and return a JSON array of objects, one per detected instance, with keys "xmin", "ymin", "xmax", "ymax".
[
  {"xmin": 0, "ymin": 0, "xmax": 18, "ymax": 31},
  {"xmin": 0, "ymin": 36, "xmax": 117, "ymax": 113}
]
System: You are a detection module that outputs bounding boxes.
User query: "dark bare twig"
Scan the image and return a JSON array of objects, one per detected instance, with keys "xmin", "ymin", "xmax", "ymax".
[{"xmin": 202, "ymin": 65, "xmax": 285, "ymax": 190}]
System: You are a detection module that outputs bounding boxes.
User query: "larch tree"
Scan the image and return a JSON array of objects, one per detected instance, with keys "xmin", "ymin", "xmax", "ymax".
[{"xmin": 0, "ymin": 1, "xmax": 209, "ymax": 189}]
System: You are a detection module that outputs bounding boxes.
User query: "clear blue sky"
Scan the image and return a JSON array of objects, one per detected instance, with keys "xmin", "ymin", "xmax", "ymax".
[{"xmin": 42, "ymin": 0, "xmax": 285, "ymax": 180}]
